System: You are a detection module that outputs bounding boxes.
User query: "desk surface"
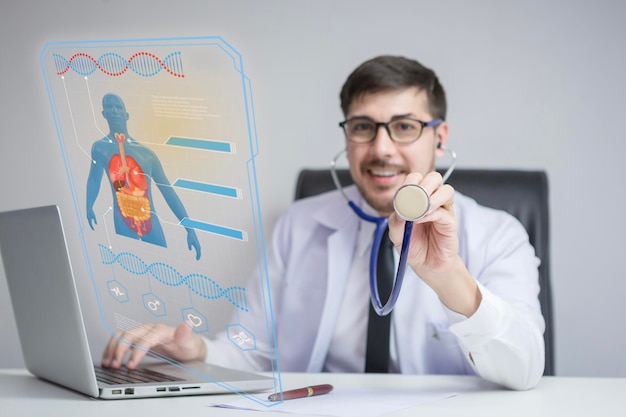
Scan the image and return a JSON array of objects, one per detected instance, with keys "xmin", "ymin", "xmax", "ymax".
[{"xmin": 1, "ymin": 369, "xmax": 625, "ymax": 417}]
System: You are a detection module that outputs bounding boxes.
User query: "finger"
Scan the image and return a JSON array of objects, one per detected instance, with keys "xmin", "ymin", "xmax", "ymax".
[
  {"xmin": 102, "ymin": 331, "xmax": 124, "ymax": 367},
  {"xmin": 174, "ymin": 320, "xmax": 194, "ymax": 345},
  {"xmin": 126, "ymin": 344, "xmax": 150, "ymax": 370},
  {"xmin": 125, "ymin": 324, "xmax": 167, "ymax": 369},
  {"xmin": 402, "ymin": 172, "xmax": 425, "ymax": 188},
  {"xmin": 387, "ymin": 212, "xmax": 405, "ymax": 247},
  {"xmin": 109, "ymin": 337, "xmax": 134, "ymax": 368},
  {"xmin": 110, "ymin": 325, "xmax": 157, "ymax": 368},
  {"xmin": 442, "ymin": 199, "xmax": 454, "ymax": 210},
  {"xmin": 417, "ymin": 171, "xmax": 445, "ymax": 196},
  {"xmin": 130, "ymin": 322, "xmax": 193, "ymax": 368},
  {"xmin": 427, "ymin": 183, "xmax": 455, "ymax": 213},
  {"xmin": 172, "ymin": 321, "xmax": 206, "ymax": 362},
  {"xmin": 145, "ymin": 322, "xmax": 196, "ymax": 362}
]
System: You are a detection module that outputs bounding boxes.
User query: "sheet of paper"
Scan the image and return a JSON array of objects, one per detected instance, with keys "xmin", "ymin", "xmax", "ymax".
[{"xmin": 212, "ymin": 388, "xmax": 457, "ymax": 417}]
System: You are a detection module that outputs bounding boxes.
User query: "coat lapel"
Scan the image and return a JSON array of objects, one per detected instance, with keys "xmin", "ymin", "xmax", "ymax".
[{"xmin": 305, "ymin": 186, "xmax": 362, "ymax": 371}]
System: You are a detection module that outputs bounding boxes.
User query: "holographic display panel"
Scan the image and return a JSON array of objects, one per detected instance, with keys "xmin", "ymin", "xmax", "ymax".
[{"xmin": 40, "ymin": 36, "xmax": 280, "ymax": 404}]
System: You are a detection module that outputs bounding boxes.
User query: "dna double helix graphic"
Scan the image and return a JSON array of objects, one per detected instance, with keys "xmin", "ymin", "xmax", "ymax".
[
  {"xmin": 98, "ymin": 244, "xmax": 248, "ymax": 311},
  {"xmin": 53, "ymin": 51, "xmax": 184, "ymax": 78}
]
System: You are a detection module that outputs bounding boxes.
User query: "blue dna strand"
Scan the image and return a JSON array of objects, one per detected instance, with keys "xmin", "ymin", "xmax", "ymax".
[
  {"xmin": 53, "ymin": 51, "xmax": 184, "ymax": 78},
  {"xmin": 98, "ymin": 244, "xmax": 248, "ymax": 311}
]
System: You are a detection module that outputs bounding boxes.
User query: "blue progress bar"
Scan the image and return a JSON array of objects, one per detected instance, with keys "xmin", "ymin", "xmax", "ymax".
[
  {"xmin": 173, "ymin": 179, "xmax": 239, "ymax": 198},
  {"xmin": 181, "ymin": 218, "xmax": 246, "ymax": 241},
  {"xmin": 166, "ymin": 136, "xmax": 233, "ymax": 153}
]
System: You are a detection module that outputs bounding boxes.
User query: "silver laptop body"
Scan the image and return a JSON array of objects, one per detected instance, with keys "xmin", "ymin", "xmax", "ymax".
[{"xmin": 0, "ymin": 204, "xmax": 274, "ymax": 399}]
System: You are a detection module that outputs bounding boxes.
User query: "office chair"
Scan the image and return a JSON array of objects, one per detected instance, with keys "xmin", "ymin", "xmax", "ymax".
[{"xmin": 294, "ymin": 168, "xmax": 554, "ymax": 376}]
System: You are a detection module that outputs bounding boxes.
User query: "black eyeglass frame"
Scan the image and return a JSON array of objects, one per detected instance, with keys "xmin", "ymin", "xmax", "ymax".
[{"xmin": 338, "ymin": 117, "xmax": 443, "ymax": 144}]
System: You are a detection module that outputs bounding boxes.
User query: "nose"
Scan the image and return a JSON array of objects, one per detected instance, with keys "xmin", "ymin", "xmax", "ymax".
[{"xmin": 370, "ymin": 124, "xmax": 396, "ymax": 156}]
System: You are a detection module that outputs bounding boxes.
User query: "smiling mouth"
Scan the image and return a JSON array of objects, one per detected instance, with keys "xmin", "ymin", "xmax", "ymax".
[{"xmin": 369, "ymin": 168, "xmax": 401, "ymax": 177}]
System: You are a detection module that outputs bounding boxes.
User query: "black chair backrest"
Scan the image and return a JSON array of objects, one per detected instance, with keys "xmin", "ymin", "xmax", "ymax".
[{"xmin": 295, "ymin": 168, "xmax": 554, "ymax": 376}]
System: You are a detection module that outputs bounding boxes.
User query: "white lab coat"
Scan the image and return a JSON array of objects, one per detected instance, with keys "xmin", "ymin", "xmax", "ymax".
[{"xmin": 206, "ymin": 185, "xmax": 546, "ymax": 390}]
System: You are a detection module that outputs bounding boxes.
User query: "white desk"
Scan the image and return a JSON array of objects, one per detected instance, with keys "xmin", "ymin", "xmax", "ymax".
[{"xmin": 1, "ymin": 369, "xmax": 625, "ymax": 417}]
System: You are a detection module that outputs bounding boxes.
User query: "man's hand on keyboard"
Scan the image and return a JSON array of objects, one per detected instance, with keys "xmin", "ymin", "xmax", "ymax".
[{"xmin": 101, "ymin": 321, "xmax": 207, "ymax": 370}]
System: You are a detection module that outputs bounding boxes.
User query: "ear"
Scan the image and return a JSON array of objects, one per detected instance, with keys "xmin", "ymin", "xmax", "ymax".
[{"xmin": 434, "ymin": 121, "xmax": 449, "ymax": 158}]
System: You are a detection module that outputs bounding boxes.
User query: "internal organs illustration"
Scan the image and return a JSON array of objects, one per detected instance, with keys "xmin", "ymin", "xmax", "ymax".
[{"xmin": 109, "ymin": 133, "xmax": 152, "ymax": 236}]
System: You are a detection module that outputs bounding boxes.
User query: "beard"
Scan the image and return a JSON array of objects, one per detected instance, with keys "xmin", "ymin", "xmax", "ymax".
[
  {"xmin": 358, "ymin": 186, "xmax": 395, "ymax": 216},
  {"xmin": 352, "ymin": 169, "xmax": 399, "ymax": 217}
]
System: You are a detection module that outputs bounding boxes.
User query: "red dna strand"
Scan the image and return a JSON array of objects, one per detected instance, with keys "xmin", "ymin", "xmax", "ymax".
[{"xmin": 53, "ymin": 51, "xmax": 184, "ymax": 78}]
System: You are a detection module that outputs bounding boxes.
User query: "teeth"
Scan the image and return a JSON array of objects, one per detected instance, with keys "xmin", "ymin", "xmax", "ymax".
[{"xmin": 370, "ymin": 169, "xmax": 397, "ymax": 177}]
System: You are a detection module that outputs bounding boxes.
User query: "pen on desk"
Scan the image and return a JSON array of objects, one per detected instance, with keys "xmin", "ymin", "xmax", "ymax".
[{"xmin": 267, "ymin": 384, "xmax": 334, "ymax": 402}]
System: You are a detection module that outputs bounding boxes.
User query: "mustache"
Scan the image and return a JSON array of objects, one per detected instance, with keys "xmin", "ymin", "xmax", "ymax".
[{"xmin": 362, "ymin": 160, "xmax": 407, "ymax": 171}]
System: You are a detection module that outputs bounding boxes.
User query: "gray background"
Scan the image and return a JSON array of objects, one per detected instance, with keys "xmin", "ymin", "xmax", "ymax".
[{"xmin": 1, "ymin": 0, "xmax": 624, "ymax": 377}]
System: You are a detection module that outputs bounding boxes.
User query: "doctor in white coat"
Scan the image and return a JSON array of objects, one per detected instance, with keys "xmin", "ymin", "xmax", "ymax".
[{"xmin": 102, "ymin": 55, "xmax": 546, "ymax": 391}]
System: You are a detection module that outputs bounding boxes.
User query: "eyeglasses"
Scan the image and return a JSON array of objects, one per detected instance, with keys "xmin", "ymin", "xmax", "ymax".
[{"xmin": 339, "ymin": 117, "xmax": 442, "ymax": 144}]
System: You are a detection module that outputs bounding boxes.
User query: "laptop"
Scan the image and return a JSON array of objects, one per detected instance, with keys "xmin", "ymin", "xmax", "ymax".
[{"xmin": 0, "ymin": 204, "xmax": 275, "ymax": 399}]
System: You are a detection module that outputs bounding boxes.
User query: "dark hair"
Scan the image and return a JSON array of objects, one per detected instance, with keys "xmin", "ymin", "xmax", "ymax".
[{"xmin": 339, "ymin": 55, "xmax": 446, "ymax": 120}]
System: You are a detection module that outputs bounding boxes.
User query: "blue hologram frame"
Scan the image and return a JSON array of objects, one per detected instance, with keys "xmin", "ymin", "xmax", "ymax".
[{"xmin": 40, "ymin": 35, "xmax": 282, "ymax": 406}]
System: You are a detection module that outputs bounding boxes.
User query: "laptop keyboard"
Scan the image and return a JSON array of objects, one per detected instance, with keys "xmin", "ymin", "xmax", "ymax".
[{"xmin": 95, "ymin": 366, "xmax": 184, "ymax": 385}]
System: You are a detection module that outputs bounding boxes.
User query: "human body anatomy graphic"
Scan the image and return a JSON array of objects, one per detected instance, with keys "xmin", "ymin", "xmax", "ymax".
[{"xmin": 86, "ymin": 93, "xmax": 201, "ymax": 260}]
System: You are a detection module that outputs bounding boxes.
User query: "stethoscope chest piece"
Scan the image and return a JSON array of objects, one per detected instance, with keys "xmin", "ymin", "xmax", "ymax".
[{"xmin": 393, "ymin": 184, "xmax": 430, "ymax": 221}]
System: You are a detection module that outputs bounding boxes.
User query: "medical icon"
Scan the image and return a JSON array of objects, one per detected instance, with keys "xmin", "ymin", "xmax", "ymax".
[
  {"xmin": 226, "ymin": 324, "xmax": 256, "ymax": 351},
  {"xmin": 181, "ymin": 307, "xmax": 208, "ymax": 333},
  {"xmin": 142, "ymin": 293, "xmax": 166, "ymax": 317},
  {"xmin": 107, "ymin": 280, "xmax": 129, "ymax": 303}
]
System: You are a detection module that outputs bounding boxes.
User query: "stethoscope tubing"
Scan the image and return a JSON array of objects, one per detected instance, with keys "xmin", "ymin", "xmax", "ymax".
[{"xmin": 347, "ymin": 202, "xmax": 411, "ymax": 316}]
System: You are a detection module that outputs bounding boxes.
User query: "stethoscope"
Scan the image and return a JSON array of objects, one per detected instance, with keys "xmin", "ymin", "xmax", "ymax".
[{"xmin": 330, "ymin": 144, "xmax": 457, "ymax": 316}]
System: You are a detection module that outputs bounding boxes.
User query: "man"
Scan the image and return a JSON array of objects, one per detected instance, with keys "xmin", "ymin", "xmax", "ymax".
[
  {"xmin": 86, "ymin": 93, "xmax": 201, "ymax": 260},
  {"xmin": 102, "ymin": 56, "xmax": 545, "ymax": 390}
]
